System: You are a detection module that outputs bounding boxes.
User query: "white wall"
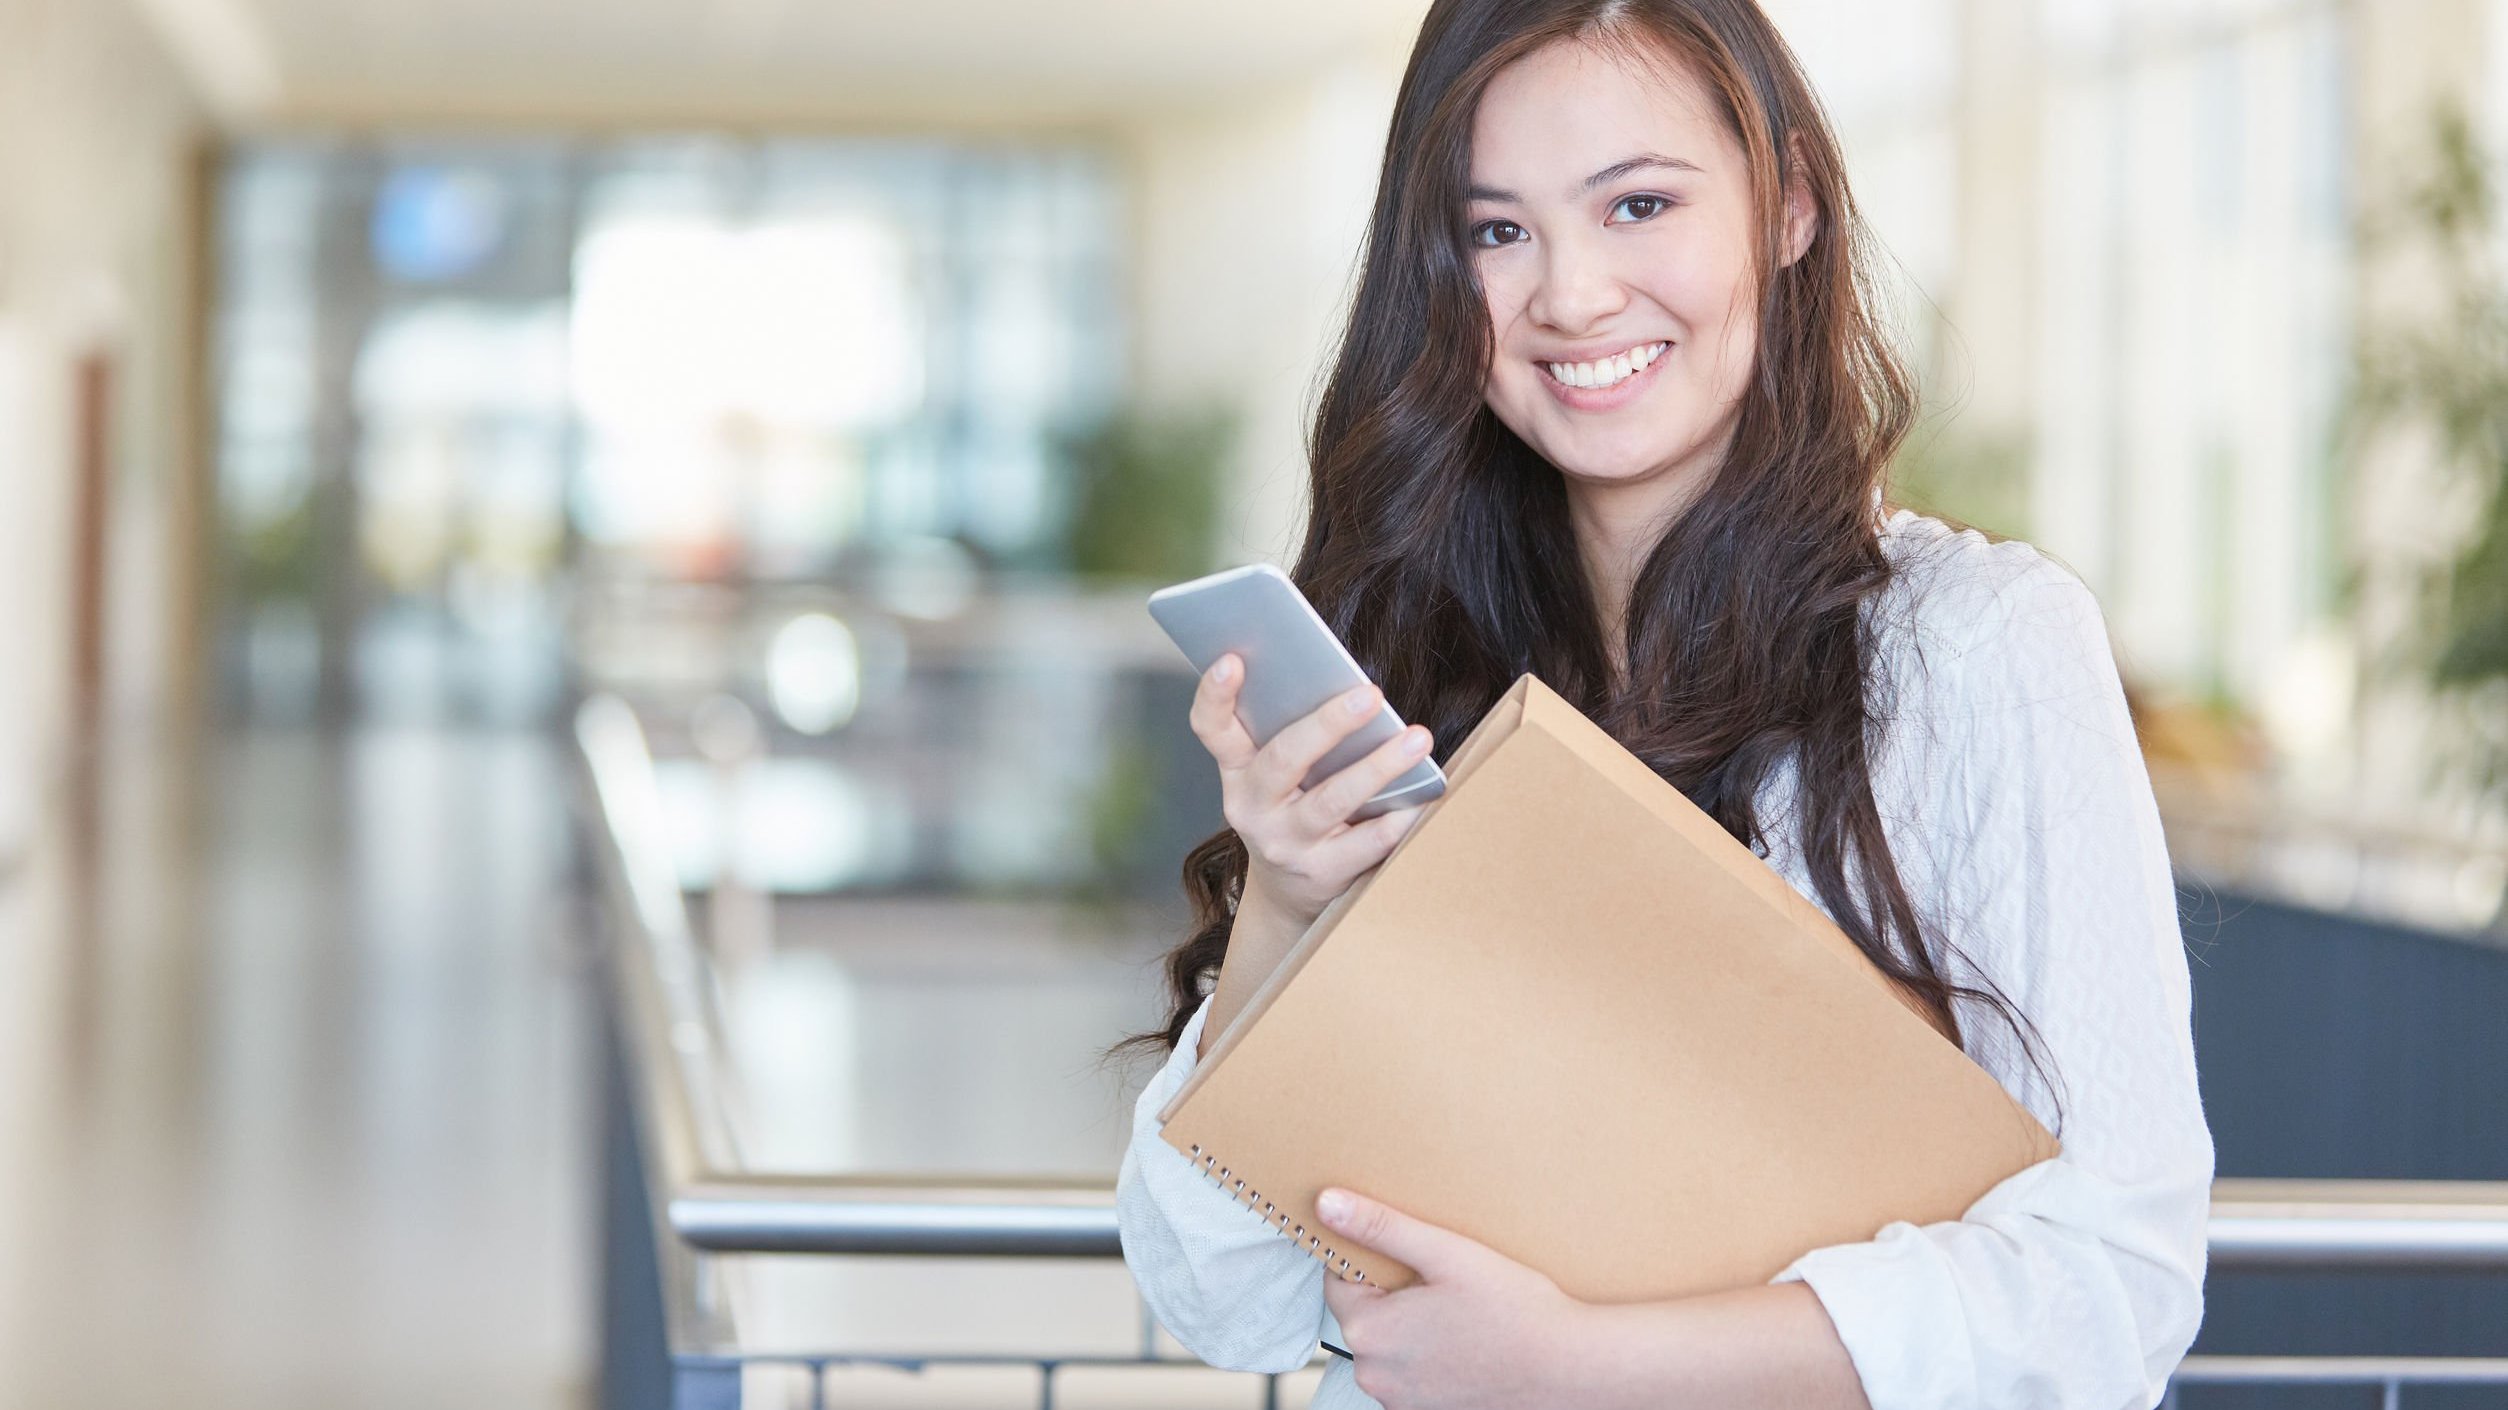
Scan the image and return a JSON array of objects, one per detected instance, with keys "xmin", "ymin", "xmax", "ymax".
[
  {"xmin": 0, "ymin": 0, "xmax": 203, "ymax": 859},
  {"xmin": 1119, "ymin": 44, "xmax": 1410, "ymax": 569}
]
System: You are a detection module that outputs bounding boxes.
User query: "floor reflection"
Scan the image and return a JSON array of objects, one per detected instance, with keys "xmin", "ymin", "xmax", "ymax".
[
  {"xmin": 0, "ymin": 715, "xmax": 1304, "ymax": 1408},
  {"xmin": 0, "ymin": 726, "xmax": 592, "ymax": 1410},
  {"xmin": 712, "ymin": 896, "xmax": 1174, "ymax": 1178}
]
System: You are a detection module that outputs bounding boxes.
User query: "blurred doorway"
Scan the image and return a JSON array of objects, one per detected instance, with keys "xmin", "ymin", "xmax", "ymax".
[{"xmin": 69, "ymin": 352, "xmax": 114, "ymax": 757}]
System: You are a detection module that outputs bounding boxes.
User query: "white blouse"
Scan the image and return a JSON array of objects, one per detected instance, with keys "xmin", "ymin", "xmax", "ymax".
[{"xmin": 1114, "ymin": 510, "xmax": 2215, "ymax": 1410}]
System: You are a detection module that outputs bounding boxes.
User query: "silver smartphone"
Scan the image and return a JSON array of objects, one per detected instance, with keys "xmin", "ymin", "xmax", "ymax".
[{"xmin": 1147, "ymin": 563, "xmax": 1446, "ymax": 819}]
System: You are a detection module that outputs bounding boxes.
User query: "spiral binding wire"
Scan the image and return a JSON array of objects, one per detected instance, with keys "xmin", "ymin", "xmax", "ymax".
[{"xmin": 1186, "ymin": 1143, "xmax": 1368, "ymax": 1282}]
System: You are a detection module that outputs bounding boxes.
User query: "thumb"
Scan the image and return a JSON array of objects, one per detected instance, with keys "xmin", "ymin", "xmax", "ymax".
[{"xmin": 1315, "ymin": 1187, "xmax": 1485, "ymax": 1282}]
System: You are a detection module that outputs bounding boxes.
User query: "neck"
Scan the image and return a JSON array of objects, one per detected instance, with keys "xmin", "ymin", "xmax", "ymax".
[{"xmin": 1563, "ymin": 455, "xmax": 1718, "ymax": 680}]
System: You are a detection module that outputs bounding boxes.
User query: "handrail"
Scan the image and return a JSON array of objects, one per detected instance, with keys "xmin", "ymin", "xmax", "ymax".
[
  {"xmin": 2207, "ymin": 1179, "xmax": 2508, "ymax": 1269},
  {"xmin": 576, "ymin": 694, "xmax": 2508, "ymax": 1271},
  {"xmin": 2171, "ymin": 1356, "xmax": 2508, "ymax": 1384},
  {"xmin": 671, "ymin": 1174, "xmax": 1120, "ymax": 1256},
  {"xmin": 660, "ymin": 1174, "xmax": 2508, "ymax": 1265}
]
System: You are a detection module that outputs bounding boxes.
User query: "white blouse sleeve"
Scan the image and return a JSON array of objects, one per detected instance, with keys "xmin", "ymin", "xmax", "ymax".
[
  {"xmin": 1115, "ymin": 991, "xmax": 1334, "ymax": 1373},
  {"xmin": 1770, "ymin": 550, "xmax": 2215, "ymax": 1410}
]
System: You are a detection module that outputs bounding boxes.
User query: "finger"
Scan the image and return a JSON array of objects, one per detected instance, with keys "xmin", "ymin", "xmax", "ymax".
[
  {"xmin": 1321, "ymin": 1268, "xmax": 1383, "ymax": 1320},
  {"xmin": 1187, "ymin": 655, "xmax": 1260, "ymax": 770},
  {"xmin": 1303, "ymin": 804, "xmax": 1427, "ymax": 879},
  {"xmin": 1316, "ymin": 1187, "xmax": 1491, "ymax": 1283},
  {"xmin": 1291, "ymin": 724, "xmax": 1433, "ymax": 832},
  {"xmin": 1246, "ymin": 683, "xmax": 1383, "ymax": 803}
]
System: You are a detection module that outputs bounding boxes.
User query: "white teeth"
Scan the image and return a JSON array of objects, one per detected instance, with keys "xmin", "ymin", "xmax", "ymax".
[{"xmin": 1543, "ymin": 341, "xmax": 1666, "ymax": 391}]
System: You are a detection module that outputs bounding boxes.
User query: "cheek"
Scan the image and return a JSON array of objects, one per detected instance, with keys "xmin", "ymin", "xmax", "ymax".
[
  {"xmin": 1479, "ymin": 360, "xmax": 1546, "ymax": 446},
  {"xmin": 1643, "ymin": 249, "xmax": 1741, "ymax": 338},
  {"xmin": 1699, "ymin": 294, "xmax": 1762, "ymax": 403},
  {"xmin": 1478, "ymin": 261, "xmax": 1533, "ymax": 340},
  {"xmin": 1478, "ymin": 270, "xmax": 1540, "ymax": 403},
  {"xmin": 1649, "ymin": 265, "xmax": 1759, "ymax": 394}
]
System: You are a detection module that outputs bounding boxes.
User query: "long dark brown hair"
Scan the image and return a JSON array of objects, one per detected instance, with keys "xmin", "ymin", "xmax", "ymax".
[{"xmin": 1109, "ymin": 0, "xmax": 2053, "ymax": 1115}]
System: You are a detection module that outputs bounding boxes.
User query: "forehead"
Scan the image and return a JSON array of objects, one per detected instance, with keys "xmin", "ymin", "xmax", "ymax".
[{"xmin": 1469, "ymin": 37, "xmax": 1739, "ymax": 188}]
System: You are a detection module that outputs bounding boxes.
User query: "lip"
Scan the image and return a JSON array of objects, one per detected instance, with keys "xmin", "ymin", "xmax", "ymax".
[{"xmin": 1536, "ymin": 340, "xmax": 1671, "ymax": 412}]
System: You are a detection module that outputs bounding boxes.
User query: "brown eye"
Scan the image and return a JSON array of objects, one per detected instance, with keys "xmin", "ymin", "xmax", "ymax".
[
  {"xmin": 1611, "ymin": 194, "xmax": 1670, "ymax": 223},
  {"xmin": 1471, "ymin": 219, "xmax": 1527, "ymax": 248}
]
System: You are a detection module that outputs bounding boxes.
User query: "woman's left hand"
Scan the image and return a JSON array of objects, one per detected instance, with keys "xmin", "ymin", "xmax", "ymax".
[{"xmin": 1315, "ymin": 1187, "xmax": 1592, "ymax": 1410}]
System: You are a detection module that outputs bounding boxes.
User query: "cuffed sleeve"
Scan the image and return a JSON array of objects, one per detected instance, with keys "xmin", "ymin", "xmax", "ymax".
[{"xmin": 1115, "ymin": 992, "xmax": 1336, "ymax": 1374}]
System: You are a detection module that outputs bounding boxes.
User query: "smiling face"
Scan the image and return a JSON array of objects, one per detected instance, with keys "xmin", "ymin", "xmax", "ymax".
[{"xmin": 1469, "ymin": 37, "xmax": 1801, "ymax": 509}]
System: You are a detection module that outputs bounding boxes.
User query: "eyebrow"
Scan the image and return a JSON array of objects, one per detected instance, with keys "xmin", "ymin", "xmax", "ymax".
[{"xmin": 1467, "ymin": 153, "xmax": 1704, "ymax": 204}]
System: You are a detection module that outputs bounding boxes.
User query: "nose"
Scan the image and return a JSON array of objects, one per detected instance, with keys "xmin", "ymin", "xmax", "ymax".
[{"xmin": 1526, "ymin": 226, "xmax": 1628, "ymax": 338}]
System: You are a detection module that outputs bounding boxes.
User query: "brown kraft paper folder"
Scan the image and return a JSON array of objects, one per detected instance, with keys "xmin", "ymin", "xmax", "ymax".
[{"xmin": 1155, "ymin": 673, "xmax": 2059, "ymax": 1301}]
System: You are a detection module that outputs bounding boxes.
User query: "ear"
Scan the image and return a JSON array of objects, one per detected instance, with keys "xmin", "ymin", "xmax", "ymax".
[{"xmin": 1780, "ymin": 134, "xmax": 1821, "ymax": 268}]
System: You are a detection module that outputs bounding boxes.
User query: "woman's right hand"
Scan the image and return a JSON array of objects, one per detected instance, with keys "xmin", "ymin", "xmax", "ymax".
[{"xmin": 1189, "ymin": 652, "xmax": 1436, "ymax": 931}]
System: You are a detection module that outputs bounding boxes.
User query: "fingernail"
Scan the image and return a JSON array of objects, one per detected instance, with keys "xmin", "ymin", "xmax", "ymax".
[
  {"xmin": 1403, "ymin": 727, "xmax": 1430, "ymax": 756},
  {"xmin": 1344, "ymin": 688, "xmax": 1375, "ymax": 716},
  {"xmin": 1317, "ymin": 1189, "xmax": 1353, "ymax": 1224},
  {"xmin": 1213, "ymin": 657, "xmax": 1237, "ymax": 682}
]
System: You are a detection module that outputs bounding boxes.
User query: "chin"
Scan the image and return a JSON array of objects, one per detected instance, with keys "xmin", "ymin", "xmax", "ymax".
[{"xmin": 1532, "ymin": 427, "xmax": 1691, "ymax": 486}]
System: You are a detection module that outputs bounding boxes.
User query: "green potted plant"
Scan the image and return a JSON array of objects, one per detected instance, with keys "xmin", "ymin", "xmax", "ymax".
[
  {"xmin": 1058, "ymin": 407, "xmax": 1235, "ymax": 584},
  {"xmin": 2347, "ymin": 102, "xmax": 2508, "ymax": 799}
]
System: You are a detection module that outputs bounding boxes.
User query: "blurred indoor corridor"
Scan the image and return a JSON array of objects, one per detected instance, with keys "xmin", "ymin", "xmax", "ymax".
[{"xmin": 6, "ymin": 0, "xmax": 2508, "ymax": 1405}]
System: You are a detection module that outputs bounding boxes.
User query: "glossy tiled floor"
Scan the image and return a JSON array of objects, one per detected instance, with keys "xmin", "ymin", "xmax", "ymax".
[{"xmin": 0, "ymin": 727, "xmax": 593, "ymax": 1409}]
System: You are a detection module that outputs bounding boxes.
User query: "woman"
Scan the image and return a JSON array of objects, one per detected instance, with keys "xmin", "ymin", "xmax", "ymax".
[{"xmin": 1110, "ymin": 1, "xmax": 2213, "ymax": 1406}]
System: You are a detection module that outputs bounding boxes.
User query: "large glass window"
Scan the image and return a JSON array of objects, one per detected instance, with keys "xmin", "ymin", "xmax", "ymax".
[{"xmin": 210, "ymin": 136, "xmax": 1120, "ymax": 727}]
